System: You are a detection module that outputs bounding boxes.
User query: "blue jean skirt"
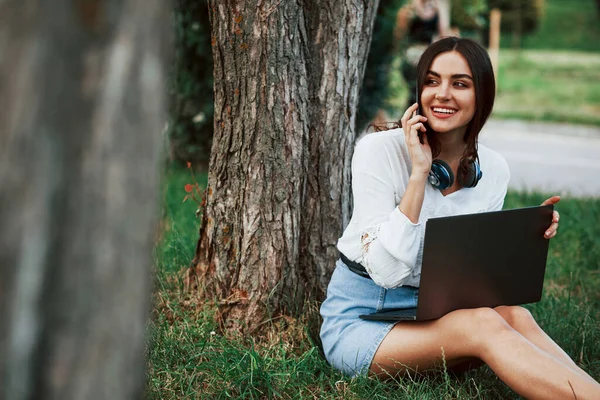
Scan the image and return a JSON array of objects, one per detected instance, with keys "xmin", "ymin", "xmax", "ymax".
[{"xmin": 320, "ymin": 258, "xmax": 419, "ymax": 377}]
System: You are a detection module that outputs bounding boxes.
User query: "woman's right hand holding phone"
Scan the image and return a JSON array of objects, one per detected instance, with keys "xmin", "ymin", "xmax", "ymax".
[
  {"xmin": 398, "ymin": 102, "xmax": 432, "ymax": 223},
  {"xmin": 401, "ymin": 102, "xmax": 432, "ymax": 180}
]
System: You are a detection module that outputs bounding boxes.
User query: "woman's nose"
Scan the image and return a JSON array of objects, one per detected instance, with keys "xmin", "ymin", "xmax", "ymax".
[{"xmin": 435, "ymin": 84, "xmax": 450, "ymax": 101}]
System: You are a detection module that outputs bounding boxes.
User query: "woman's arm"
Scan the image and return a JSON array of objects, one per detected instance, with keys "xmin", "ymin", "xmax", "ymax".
[
  {"xmin": 350, "ymin": 146, "xmax": 425, "ymax": 289},
  {"xmin": 436, "ymin": 0, "xmax": 452, "ymax": 37},
  {"xmin": 393, "ymin": 3, "xmax": 414, "ymax": 44},
  {"xmin": 349, "ymin": 106, "xmax": 431, "ymax": 288}
]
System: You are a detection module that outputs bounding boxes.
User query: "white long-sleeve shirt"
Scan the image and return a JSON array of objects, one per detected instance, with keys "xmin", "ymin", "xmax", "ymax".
[{"xmin": 337, "ymin": 128, "xmax": 510, "ymax": 288}]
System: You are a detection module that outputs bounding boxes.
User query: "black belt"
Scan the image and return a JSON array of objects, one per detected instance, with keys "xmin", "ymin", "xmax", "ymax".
[{"xmin": 339, "ymin": 252, "xmax": 372, "ymax": 279}]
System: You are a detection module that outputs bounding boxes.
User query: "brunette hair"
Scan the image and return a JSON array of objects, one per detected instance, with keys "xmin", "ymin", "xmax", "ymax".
[
  {"xmin": 369, "ymin": 37, "xmax": 495, "ymax": 184},
  {"xmin": 416, "ymin": 36, "xmax": 496, "ymax": 183}
]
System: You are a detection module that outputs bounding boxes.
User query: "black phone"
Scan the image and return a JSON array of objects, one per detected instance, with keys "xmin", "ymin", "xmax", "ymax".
[
  {"xmin": 415, "ymin": 84, "xmax": 424, "ymax": 143},
  {"xmin": 415, "ymin": 85, "xmax": 420, "ymax": 116}
]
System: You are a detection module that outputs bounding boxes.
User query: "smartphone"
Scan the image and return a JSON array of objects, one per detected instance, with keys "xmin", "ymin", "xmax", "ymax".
[
  {"xmin": 415, "ymin": 84, "xmax": 424, "ymax": 143},
  {"xmin": 415, "ymin": 84, "xmax": 420, "ymax": 116}
]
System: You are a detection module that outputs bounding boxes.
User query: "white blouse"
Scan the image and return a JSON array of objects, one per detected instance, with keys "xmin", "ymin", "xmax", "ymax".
[{"xmin": 337, "ymin": 128, "xmax": 510, "ymax": 288}]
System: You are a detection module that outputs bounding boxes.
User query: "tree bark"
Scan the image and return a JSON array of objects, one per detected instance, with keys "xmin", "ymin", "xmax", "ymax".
[
  {"xmin": 190, "ymin": 0, "xmax": 379, "ymax": 332},
  {"xmin": 0, "ymin": 1, "xmax": 169, "ymax": 399}
]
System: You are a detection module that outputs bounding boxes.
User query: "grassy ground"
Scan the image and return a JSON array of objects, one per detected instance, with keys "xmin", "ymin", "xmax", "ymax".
[
  {"xmin": 146, "ymin": 165, "xmax": 600, "ymax": 399},
  {"xmin": 493, "ymin": 50, "xmax": 600, "ymax": 126}
]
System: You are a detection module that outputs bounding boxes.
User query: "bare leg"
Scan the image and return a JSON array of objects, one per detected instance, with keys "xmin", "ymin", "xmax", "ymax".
[
  {"xmin": 371, "ymin": 307, "xmax": 600, "ymax": 400},
  {"xmin": 494, "ymin": 305, "xmax": 596, "ymax": 382}
]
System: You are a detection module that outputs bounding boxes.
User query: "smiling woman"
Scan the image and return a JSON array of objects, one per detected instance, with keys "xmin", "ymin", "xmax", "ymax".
[
  {"xmin": 319, "ymin": 36, "xmax": 600, "ymax": 399},
  {"xmin": 421, "ymin": 52, "xmax": 476, "ymax": 154}
]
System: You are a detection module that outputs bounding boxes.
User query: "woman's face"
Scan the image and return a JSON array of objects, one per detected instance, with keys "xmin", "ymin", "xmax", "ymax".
[{"xmin": 420, "ymin": 50, "xmax": 476, "ymax": 137}]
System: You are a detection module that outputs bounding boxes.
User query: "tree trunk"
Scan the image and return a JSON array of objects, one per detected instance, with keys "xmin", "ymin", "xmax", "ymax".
[
  {"xmin": 0, "ymin": 1, "xmax": 169, "ymax": 399},
  {"xmin": 189, "ymin": 1, "xmax": 379, "ymax": 332}
]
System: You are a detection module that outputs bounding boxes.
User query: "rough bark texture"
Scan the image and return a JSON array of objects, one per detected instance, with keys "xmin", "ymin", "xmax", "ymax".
[
  {"xmin": 0, "ymin": 1, "xmax": 169, "ymax": 399},
  {"xmin": 191, "ymin": 0, "xmax": 379, "ymax": 331}
]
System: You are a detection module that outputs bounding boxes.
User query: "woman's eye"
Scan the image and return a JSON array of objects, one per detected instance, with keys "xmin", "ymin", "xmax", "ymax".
[
  {"xmin": 425, "ymin": 79, "xmax": 438, "ymax": 85},
  {"xmin": 454, "ymin": 81, "xmax": 468, "ymax": 88}
]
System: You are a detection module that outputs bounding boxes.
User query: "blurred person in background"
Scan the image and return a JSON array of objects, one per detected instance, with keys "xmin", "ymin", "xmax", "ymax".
[{"xmin": 395, "ymin": 0, "xmax": 454, "ymax": 109}]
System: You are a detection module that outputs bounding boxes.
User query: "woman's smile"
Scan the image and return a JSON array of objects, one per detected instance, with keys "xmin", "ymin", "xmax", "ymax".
[{"xmin": 430, "ymin": 106, "xmax": 457, "ymax": 118}]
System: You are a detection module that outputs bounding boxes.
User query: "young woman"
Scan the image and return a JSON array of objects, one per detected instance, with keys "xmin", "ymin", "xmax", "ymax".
[{"xmin": 320, "ymin": 37, "xmax": 600, "ymax": 399}]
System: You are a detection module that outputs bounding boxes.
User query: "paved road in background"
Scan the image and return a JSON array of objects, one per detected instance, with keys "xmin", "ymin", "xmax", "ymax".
[{"xmin": 480, "ymin": 119, "xmax": 600, "ymax": 198}]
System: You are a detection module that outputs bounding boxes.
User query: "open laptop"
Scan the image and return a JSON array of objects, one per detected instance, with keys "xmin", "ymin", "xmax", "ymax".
[{"xmin": 360, "ymin": 205, "xmax": 554, "ymax": 322}]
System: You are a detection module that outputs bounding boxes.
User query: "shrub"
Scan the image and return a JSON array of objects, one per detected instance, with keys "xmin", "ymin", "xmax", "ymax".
[
  {"xmin": 487, "ymin": 0, "xmax": 545, "ymax": 37},
  {"xmin": 168, "ymin": 0, "xmax": 213, "ymax": 166},
  {"xmin": 451, "ymin": 0, "xmax": 488, "ymax": 33},
  {"xmin": 356, "ymin": 0, "xmax": 407, "ymax": 132}
]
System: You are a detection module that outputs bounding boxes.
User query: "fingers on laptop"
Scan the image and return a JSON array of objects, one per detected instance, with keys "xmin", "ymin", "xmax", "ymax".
[
  {"xmin": 541, "ymin": 195, "xmax": 561, "ymax": 206},
  {"xmin": 544, "ymin": 210, "xmax": 559, "ymax": 239},
  {"xmin": 540, "ymin": 196, "xmax": 560, "ymax": 239}
]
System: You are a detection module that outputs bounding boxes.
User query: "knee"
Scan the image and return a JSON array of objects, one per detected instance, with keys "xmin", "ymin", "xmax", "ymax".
[
  {"xmin": 468, "ymin": 308, "xmax": 517, "ymax": 349},
  {"xmin": 443, "ymin": 307, "xmax": 514, "ymax": 357},
  {"xmin": 470, "ymin": 307, "xmax": 512, "ymax": 333},
  {"xmin": 494, "ymin": 305, "xmax": 537, "ymax": 332}
]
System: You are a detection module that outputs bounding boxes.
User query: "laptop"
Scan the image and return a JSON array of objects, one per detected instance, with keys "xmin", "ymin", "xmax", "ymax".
[{"xmin": 359, "ymin": 204, "xmax": 554, "ymax": 322}]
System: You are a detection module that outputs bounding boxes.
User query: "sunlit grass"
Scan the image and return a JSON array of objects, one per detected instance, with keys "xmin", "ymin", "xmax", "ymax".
[{"xmin": 493, "ymin": 49, "xmax": 600, "ymax": 126}]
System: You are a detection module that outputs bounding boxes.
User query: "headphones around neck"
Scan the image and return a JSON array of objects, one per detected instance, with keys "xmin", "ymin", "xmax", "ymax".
[{"xmin": 428, "ymin": 159, "xmax": 482, "ymax": 190}]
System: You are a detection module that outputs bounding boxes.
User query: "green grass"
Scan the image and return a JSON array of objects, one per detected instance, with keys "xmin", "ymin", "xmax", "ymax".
[
  {"xmin": 503, "ymin": 0, "xmax": 600, "ymax": 52},
  {"xmin": 155, "ymin": 164, "xmax": 207, "ymax": 276},
  {"xmin": 493, "ymin": 49, "xmax": 600, "ymax": 126},
  {"xmin": 146, "ymin": 165, "xmax": 600, "ymax": 399}
]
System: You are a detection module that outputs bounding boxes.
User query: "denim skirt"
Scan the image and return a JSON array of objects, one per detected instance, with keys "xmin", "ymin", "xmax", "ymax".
[{"xmin": 320, "ymin": 258, "xmax": 419, "ymax": 377}]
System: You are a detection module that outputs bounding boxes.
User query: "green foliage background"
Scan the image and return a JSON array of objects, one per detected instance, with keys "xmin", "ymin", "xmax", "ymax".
[
  {"xmin": 168, "ymin": 0, "xmax": 495, "ymax": 161},
  {"xmin": 355, "ymin": 0, "xmax": 406, "ymax": 132},
  {"xmin": 167, "ymin": 0, "xmax": 597, "ymax": 164},
  {"xmin": 512, "ymin": 0, "xmax": 600, "ymax": 51},
  {"xmin": 487, "ymin": 0, "xmax": 544, "ymax": 36},
  {"xmin": 452, "ymin": 0, "xmax": 489, "ymax": 32},
  {"xmin": 169, "ymin": 0, "xmax": 213, "ymax": 166}
]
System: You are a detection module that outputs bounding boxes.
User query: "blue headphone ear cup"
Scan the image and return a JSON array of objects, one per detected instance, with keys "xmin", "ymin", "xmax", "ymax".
[
  {"xmin": 459, "ymin": 160, "xmax": 483, "ymax": 188},
  {"xmin": 429, "ymin": 159, "xmax": 454, "ymax": 190}
]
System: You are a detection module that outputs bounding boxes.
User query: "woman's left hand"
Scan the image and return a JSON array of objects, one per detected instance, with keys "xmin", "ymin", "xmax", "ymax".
[{"xmin": 541, "ymin": 196, "xmax": 561, "ymax": 239}]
